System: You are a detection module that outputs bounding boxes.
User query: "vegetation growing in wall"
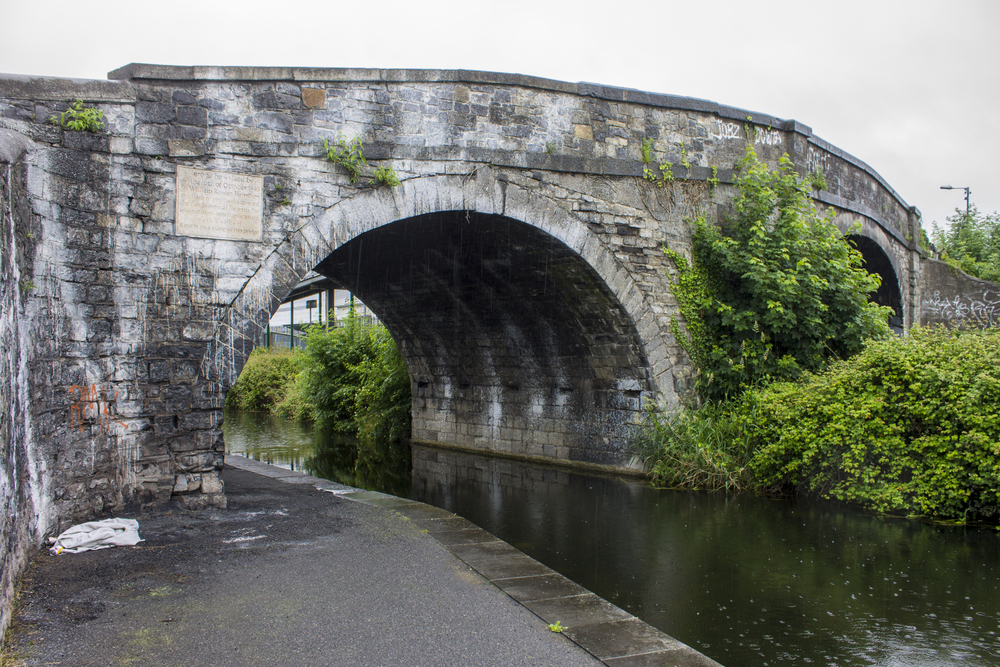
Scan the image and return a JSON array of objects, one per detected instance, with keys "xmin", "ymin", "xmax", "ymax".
[
  {"xmin": 373, "ymin": 165, "xmax": 401, "ymax": 188},
  {"xmin": 640, "ymin": 138, "xmax": 675, "ymax": 187},
  {"xmin": 808, "ymin": 168, "xmax": 827, "ymax": 191},
  {"xmin": 666, "ymin": 144, "xmax": 892, "ymax": 402},
  {"xmin": 49, "ymin": 99, "xmax": 103, "ymax": 132},
  {"xmin": 324, "ymin": 137, "xmax": 367, "ymax": 183},
  {"xmin": 322, "ymin": 136, "xmax": 401, "ymax": 188},
  {"xmin": 931, "ymin": 206, "xmax": 1000, "ymax": 282}
]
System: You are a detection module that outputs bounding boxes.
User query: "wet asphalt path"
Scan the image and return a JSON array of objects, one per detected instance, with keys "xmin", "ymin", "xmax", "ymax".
[{"xmin": 6, "ymin": 465, "xmax": 603, "ymax": 667}]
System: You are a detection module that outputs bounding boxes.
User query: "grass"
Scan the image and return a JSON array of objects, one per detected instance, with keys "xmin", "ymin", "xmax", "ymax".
[{"xmin": 637, "ymin": 400, "xmax": 758, "ymax": 492}]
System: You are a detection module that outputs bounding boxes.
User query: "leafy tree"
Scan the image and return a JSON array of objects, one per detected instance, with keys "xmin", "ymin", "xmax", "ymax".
[
  {"xmin": 931, "ymin": 206, "xmax": 1000, "ymax": 282},
  {"xmin": 225, "ymin": 347, "xmax": 307, "ymax": 413},
  {"xmin": 668, "ymin": 144, "xmax": 892, "ymax": 402}
]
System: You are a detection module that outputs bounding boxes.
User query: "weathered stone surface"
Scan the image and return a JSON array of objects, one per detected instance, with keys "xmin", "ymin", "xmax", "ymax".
[{"xmin": 0, "ymin": 65, "xmax": 994, "ymax": 642}]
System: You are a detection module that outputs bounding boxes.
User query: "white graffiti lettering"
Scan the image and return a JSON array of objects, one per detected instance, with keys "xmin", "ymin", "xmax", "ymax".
[
  {"xmin": 756, "ymin": 129, "xmax": 783, "ymax": 147},
  {"xmin": 712, "ymin": 122, "xmax": 741, "ymax": 141},
  {"xmin": 921, "ymin": 290, "xmax": 1000, "ymax": 327}
]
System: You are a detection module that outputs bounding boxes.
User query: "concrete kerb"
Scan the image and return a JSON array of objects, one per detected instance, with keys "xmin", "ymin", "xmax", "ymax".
[{"xmin": 225, "ymin": 454, "xmax": 721, "ymax": 666}]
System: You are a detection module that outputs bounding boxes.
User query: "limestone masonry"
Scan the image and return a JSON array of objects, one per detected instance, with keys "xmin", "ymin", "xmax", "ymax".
[{"xmin": 0, "ymin": 65, "xmax": 996, "ymax": 634}]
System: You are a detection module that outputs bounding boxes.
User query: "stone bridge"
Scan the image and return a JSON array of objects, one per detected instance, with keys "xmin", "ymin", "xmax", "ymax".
[{"xmin": 2, "ymin": 65, "xmax": 998, "ymax": 628}]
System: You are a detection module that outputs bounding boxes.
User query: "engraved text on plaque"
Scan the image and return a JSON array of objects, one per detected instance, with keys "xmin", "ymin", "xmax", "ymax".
[{"xmin": 175, "ymin": 166, "xmax": 264, "ymax": 241}]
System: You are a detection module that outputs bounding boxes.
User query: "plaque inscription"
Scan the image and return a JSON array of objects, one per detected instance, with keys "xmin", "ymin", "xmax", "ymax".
[{"xmin": 175, "ymin": 166, "xmax": 263, "ymax": 241}]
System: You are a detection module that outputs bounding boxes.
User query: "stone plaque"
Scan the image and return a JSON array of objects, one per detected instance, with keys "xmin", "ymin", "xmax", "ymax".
[{"xmin": 175, "ymin": 166, "xmax": 263, "ymax": 241}]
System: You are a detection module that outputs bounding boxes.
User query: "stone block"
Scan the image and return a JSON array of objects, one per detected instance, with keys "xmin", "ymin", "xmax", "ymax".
[
  {"xmin": 134, "ymin": 136, "xmax": 168, "ymax": 156},
  {"xmin": 136, "ymin": 101, "xmax": 175, "ymax": 124},
  {"xmin": 302, "ymin": 88, "xmax": 326, "ymax": 108},
  {"xmin": 176, "ymin": 452, "xmax": 215, "ymax": 472},
  {"xmin": 200, "ymin": 471, "xmax": 223, "ymax": 494},
  {"xmin": 176, "ymin": 106, "xmax": 207, "ymax": 127},
  {"xmin": 172, "ymin": 90, "xmax": 197, "ymax": 105},
  {"xmin": 168, "ymin": 140, "xmax": 205, "ymax": 157}
]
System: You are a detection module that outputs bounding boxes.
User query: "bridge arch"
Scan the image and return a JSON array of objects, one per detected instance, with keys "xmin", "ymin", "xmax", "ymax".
[
  {"xmin": 206, "ymin": 170, "xmax": 670, "ymax": 465},
  {"xmin": 845, "ymin": 233, "xmax": 904, "ymax": 331},
  {"xmin": 831, "ymin": 213, "xmax": 906, "ymax": 331}
]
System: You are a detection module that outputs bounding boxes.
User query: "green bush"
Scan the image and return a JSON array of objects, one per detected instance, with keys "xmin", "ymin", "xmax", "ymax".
[
  {"xmin": 302, "ymin": 310, "xmax": 412, "ymax": 446},
  {"xmin": 225, "ymin": 347, "xmax": 307, "ymax": 412},
  {"xmin": 272, "ymin": 373, "xmax": 315, "ymax": 422},
  {"xmin": 749, "ymin": 326, "xmax": 1000, "ymax": 522},
  {"xmin": 667, "ymin": 144, "xmax": 892, "ymax": 401}
]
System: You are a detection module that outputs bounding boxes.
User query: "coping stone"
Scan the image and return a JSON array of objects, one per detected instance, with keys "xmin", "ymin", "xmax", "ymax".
[
  {"xmin": 522, "ymin": 593, "xmax": 634, "ymax": 628},
  {"xmin": 0, "ymin": 73, "xmax": 135, "ymax": 102},
  {"xmin": 493, "ymin": 573, "xmax": 591, "ymax": 603}
]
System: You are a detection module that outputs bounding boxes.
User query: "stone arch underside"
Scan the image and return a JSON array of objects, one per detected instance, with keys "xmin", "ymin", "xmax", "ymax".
[
  {"xmin": 206, "ymin": 173, "xmax": 668, "ymax": 466},
  {"xmin": 317, "ymin": 211, "xmax": 653, "ymax": 465},
  {"xmin": 846, "ymin": 233, "xmax": 904, "ymax": 331}
]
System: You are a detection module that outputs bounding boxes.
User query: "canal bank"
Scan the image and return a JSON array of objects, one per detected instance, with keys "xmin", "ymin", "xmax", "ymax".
[{"xmin": 3, "ymin": 457, "xmax": 719, "ymax": 667}]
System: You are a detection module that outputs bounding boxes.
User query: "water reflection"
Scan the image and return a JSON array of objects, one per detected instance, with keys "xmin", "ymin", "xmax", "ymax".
[
  {"xmin": 223, "ymin": 409, "xmax": 316, "ymax": 471},
  {"xmin": 410, "ymin": 445, "xmax": 1000, "ymax": 667},
  {"xmin": 307, "ymin": 429, "xmax": 411, "ymax": 498},
  {"xmin": 222, "ymin": 408, "xmax": 411, "ymax": 497},
  {"xmin": 224, "ymin": 412, "xmax": 1000, "ymax": 667}
]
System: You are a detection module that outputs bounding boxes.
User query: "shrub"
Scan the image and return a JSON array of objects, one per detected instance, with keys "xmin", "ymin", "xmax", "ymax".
[
  {"xmin": 225, "ymin": 347, "xmax": 307, "ymax": 413},
  {"xmin": 667, "ymin": 144, "xmax": 892, "ymax": 401},
  {"xmin": 931, "ymin": 206, "xmax": 1000, "ymax": 282},
  {"xmin": 302, "ymin": 309, "xmax": 412, "ymax": 444},
  {"xmin": 750, "ymin": 326, "xmax": 1000, "ymax": 522}
]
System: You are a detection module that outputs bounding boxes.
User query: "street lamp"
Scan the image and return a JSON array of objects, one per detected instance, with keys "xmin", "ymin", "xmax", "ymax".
[{"xmin": 940, "ymin": 185, "xmax": 971, "ymax": 217}]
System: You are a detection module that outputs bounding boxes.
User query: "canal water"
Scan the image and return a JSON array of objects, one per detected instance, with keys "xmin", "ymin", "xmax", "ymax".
[{"xmin": 224, "ymin": 410, "xmax": 1000, "ymax": 667}]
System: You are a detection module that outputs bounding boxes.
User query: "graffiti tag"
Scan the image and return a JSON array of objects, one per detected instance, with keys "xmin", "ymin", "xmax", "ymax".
[
  {"xmin": 68, "ymin": 384, "xmax": 127, "ymax": 434},
  {"xmin": 712, "ymin": 122, "xmax": 741, "ymax": 141},
  {"xmin": 756, "ymin": 129, "xmax": 782, "ymax": 147},
  {"xmin": 921, "ymin": 291, "xmax": 1000, "ymax": 327}
]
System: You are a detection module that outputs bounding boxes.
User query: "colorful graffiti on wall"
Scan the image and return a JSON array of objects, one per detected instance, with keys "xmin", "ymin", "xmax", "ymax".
[{"xmin": 68, "ymin": 385, "xmax": 126, "ymax": 434}]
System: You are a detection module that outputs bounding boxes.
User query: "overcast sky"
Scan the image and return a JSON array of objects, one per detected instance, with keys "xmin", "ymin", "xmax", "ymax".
[{"xmin": 2, "ymin": 0, "xmax": 997, "ymax": 231}]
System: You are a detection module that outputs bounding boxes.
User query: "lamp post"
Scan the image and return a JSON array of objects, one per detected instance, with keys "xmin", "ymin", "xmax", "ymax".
[{"xmin": 940, "ymin": 185, "xmax": 971, "ymax": 217}]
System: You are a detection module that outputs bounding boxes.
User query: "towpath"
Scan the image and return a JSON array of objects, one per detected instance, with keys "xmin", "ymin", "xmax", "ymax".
[{"xmin": 4, "ymin": 457, "xmax": 718, "ymax": 666}]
